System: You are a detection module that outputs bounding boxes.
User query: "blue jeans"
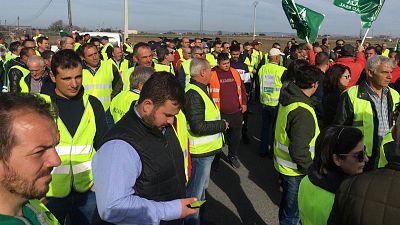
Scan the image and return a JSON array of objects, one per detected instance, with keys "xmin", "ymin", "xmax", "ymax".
[
  {"xmin": 46, "ymin": 190, "xmax": 97, "ymax": 225},
  {"xmin": 260, "ymin": 105, "xmax": 278, "ymax": 156},
  {"xmin": 184, "ymin": 155, "xmax": 215, "ymax": 225},
  {"xmin": 279, "ymin": 174, "xmax": 304, "ymax": 225}
]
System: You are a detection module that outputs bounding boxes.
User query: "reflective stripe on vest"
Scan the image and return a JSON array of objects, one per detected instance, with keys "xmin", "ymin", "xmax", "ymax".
[
  {"xmin": 82, "ymin": 60, "xmax": 114, "ymax": 110},
  {"xmin": 258, "ymin": 63, "xmax": 286, "ymax": 106},
  {"xmin": 298, "ymin": 176, "xmax": 335, "ymax": 225},
  {"xmin": 10, "ymin": 65, "xmax": 30, "ymax": 93},
  {"xmin": 274, "ymin": 102, "xmax": 320, "ymax": 176},
  {"xmin": 347, "ymin": 85, "xmax": 399, "ymax": 157},
  {"xmin": 209, "ymin": 67, "xmax": 243, "ymax": 110},
  {"xmin": 42, "ymin": 93, "xmax": 97, "ymax": 197},
  {"xmin": 185, "ymin": 83, "xmax": 223, "ymax": 154},
  {"xmin": 110, "ymin": 90, "xmax": 140, "ymax": 123}
]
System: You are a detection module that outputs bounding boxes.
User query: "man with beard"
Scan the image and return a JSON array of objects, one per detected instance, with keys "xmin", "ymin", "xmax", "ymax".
[
  {"xmin": 93, "ymin": 72, "xmax": 198, "ymax": 225},
  {"xmin": 0, "ymin": 93, "xmax": 61, "ymax": 224}
]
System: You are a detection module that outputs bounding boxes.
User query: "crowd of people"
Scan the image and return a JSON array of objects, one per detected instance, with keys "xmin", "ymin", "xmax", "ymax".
[{"xmin": 1, "ymin": 29, "xmax": 400, "ymax": 225}]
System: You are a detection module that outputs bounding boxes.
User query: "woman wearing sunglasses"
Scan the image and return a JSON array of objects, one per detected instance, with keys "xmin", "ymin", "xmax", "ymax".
[
  {"xmin": 298, "ymin": 126, "xmax": 368, "ymax": 225},
  {"xmin": 322, "ymin": 64, "xmax": 351, "ymax": 127}
]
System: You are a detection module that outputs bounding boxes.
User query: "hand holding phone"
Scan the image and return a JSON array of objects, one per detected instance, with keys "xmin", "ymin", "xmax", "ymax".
[
  {"xmin": 180, "ymin": 198, "xmax": 199, "ymax": 218},
  {"xmin": 187, "ymin": 200, "xmax": 206, "ymax": 208}
]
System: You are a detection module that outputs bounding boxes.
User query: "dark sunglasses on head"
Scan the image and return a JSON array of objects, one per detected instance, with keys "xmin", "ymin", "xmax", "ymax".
[{"xmin": 339, "ymin": 146, "xmax": 367, "ymax": 162}]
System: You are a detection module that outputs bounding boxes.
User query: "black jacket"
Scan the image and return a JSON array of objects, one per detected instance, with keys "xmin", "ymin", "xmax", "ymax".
[
  {"xmin": 323, "ymin": 90, "xmax": 341, "ymax": 127},
  {"xmin": 334, "ymin": 81, "xmax": 396, "ymax": 170},
  {"xmin": 8, "ymin": 57, "xmax": 27, "ymax": 93},
  {"xmin": 184, "ymin": 79, "xmax": 226, "ymax": 157},
  {"xmin": 101, "ymin": 104, "xmax": 186, "ymax": 225},
  {"xmin": 279, "ymin": 82, "xmax": 319, "ymax": 174}
]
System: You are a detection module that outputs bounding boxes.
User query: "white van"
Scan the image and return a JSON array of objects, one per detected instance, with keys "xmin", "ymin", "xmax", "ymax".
[{"xmin": 82, "ymin": 31, "xmax": 123, "ymax": 48}]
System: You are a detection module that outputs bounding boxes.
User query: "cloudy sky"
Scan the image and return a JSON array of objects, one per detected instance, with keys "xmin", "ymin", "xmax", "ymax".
[{"xmin": 2, "ymin": 0, "xmax": 398, "ymax": 36}]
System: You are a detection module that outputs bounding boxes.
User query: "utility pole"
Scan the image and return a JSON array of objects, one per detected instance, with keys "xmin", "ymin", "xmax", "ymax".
[
  {"xmin": 124, "ymin": 0, "xmax": 128, "ymax": 41},
  {"xmin": 67, "ymin": 0, "xmax": 73, "ymax": 32},
  {"xmin": 17, "ymin": 16, "xmax": 20, "ymax": 30},
  {"xmin": 200, "ymin": 0, "xmax": 204, "ymax": 36},
  {"xmin": 252, "ymin": 1, "xmax": 258, "ymax": 40}
]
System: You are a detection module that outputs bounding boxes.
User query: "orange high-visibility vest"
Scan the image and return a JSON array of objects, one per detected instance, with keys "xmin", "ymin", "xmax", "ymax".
[{"xmin": 209, "ymin": 67, "xmax": 243, "ymax": 109}]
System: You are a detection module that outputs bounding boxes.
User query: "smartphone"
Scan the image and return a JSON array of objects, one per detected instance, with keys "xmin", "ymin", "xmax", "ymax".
[{"xmin": 187, "ymin": 200, "xmax": 206, "ymax": 208}]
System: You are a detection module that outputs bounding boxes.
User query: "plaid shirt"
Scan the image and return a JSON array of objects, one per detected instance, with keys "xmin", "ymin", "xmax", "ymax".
[{"xmin": 365, "ymin": 83, "xmax": 390, "ymax": 137}]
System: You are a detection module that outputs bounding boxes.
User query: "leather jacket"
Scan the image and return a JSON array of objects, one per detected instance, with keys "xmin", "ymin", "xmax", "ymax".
[{"xmin": 184, "ymin": 79, "xmax": 226, "ymax": 137}]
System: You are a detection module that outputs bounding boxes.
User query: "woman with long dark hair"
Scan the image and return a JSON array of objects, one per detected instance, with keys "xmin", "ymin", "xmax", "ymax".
[
  {"xmin": 298, "ymin": 126, "xmax": 368, "ymax": 225},
  {"xmin": 322, "ymin": 64, "xmax": 351, "ymax": 126}
]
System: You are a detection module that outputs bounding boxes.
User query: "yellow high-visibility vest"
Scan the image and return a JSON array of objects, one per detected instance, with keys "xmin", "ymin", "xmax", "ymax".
[
  {"xmin": 274, "ymin": 102, "xmax": 320, "ymax": 176},
  {"xmin": 82, "ymin": 61, "xmax": 114, "ymax": 110}
]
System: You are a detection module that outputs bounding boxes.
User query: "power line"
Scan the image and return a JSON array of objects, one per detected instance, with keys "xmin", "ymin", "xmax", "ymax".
[{"xmin": 26, "ymin": 0, "xmax": 53, "ymax": 22}]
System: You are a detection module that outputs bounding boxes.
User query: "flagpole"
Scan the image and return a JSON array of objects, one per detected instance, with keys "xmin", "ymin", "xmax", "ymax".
[
  {"xmin": 361, "ymin": 28, "xmax": 370, "ymax": 46},
  {"xmin": 305, "ymin": 36, "xmax": 310, "ymax": 44}
]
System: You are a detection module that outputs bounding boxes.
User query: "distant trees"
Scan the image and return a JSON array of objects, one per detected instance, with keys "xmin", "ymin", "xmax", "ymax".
[{"xmin": 48, "ymin": 20, "xmax": 67, "ymax": 31}]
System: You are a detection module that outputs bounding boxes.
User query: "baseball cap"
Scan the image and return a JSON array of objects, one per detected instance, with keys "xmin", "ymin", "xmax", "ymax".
[
  {"xmin": 251, "ymin": 40, "xmax": 262, "ymax": 46},
  {"xmin": 269, "ymin": 48, "xmax": 284, "ymax": 56}
]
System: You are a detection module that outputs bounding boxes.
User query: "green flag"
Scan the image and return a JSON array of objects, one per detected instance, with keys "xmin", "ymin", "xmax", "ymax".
[
  {"xmin": 333, "ymin": 0, "xmax": 385, "ymax": 28},
  {"xmin": 395, "ymin": 39, "xmax": 400, "ymax": 52},
  {"xmin": 282, "ymin": 0, "xmax": 324, "ymax": 43}
]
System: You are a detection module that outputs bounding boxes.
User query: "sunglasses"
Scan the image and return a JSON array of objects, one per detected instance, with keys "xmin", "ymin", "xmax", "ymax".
[
  {"xmin": 339, "ymin": 146, "xmax": 367, "ymax": 162},
  {"xmin": 342, "ymin": 74, "xmax": 351, "ymax": 79},
  {"xmin": 169, "ymin": 51, "xmax": 174, "ymax": 54}
]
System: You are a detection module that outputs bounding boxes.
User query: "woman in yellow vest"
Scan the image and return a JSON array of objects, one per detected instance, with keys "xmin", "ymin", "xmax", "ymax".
[{"xmin": 298, "ymin": 126, "xmax": 368, "ymax": 225}]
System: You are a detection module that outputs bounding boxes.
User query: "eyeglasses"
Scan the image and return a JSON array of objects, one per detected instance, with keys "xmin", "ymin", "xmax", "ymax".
[
  {"xmin": 339, "ymin": 146, "xmax": 367, "ymax": 162},
  {"xmin": 342, "ymin": 74, "xmax": 351, "ymax": 79}
]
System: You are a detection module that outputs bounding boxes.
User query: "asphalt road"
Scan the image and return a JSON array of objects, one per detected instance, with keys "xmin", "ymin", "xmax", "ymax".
[{"xmin": 203, "ymin": 101, "xmax": 281, "ymax": 225}]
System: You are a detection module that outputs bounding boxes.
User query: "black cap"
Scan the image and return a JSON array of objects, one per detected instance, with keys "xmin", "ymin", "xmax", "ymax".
[{"xmin": 100, "ymin": 36, "xmax": 109, "ymax": 41}]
